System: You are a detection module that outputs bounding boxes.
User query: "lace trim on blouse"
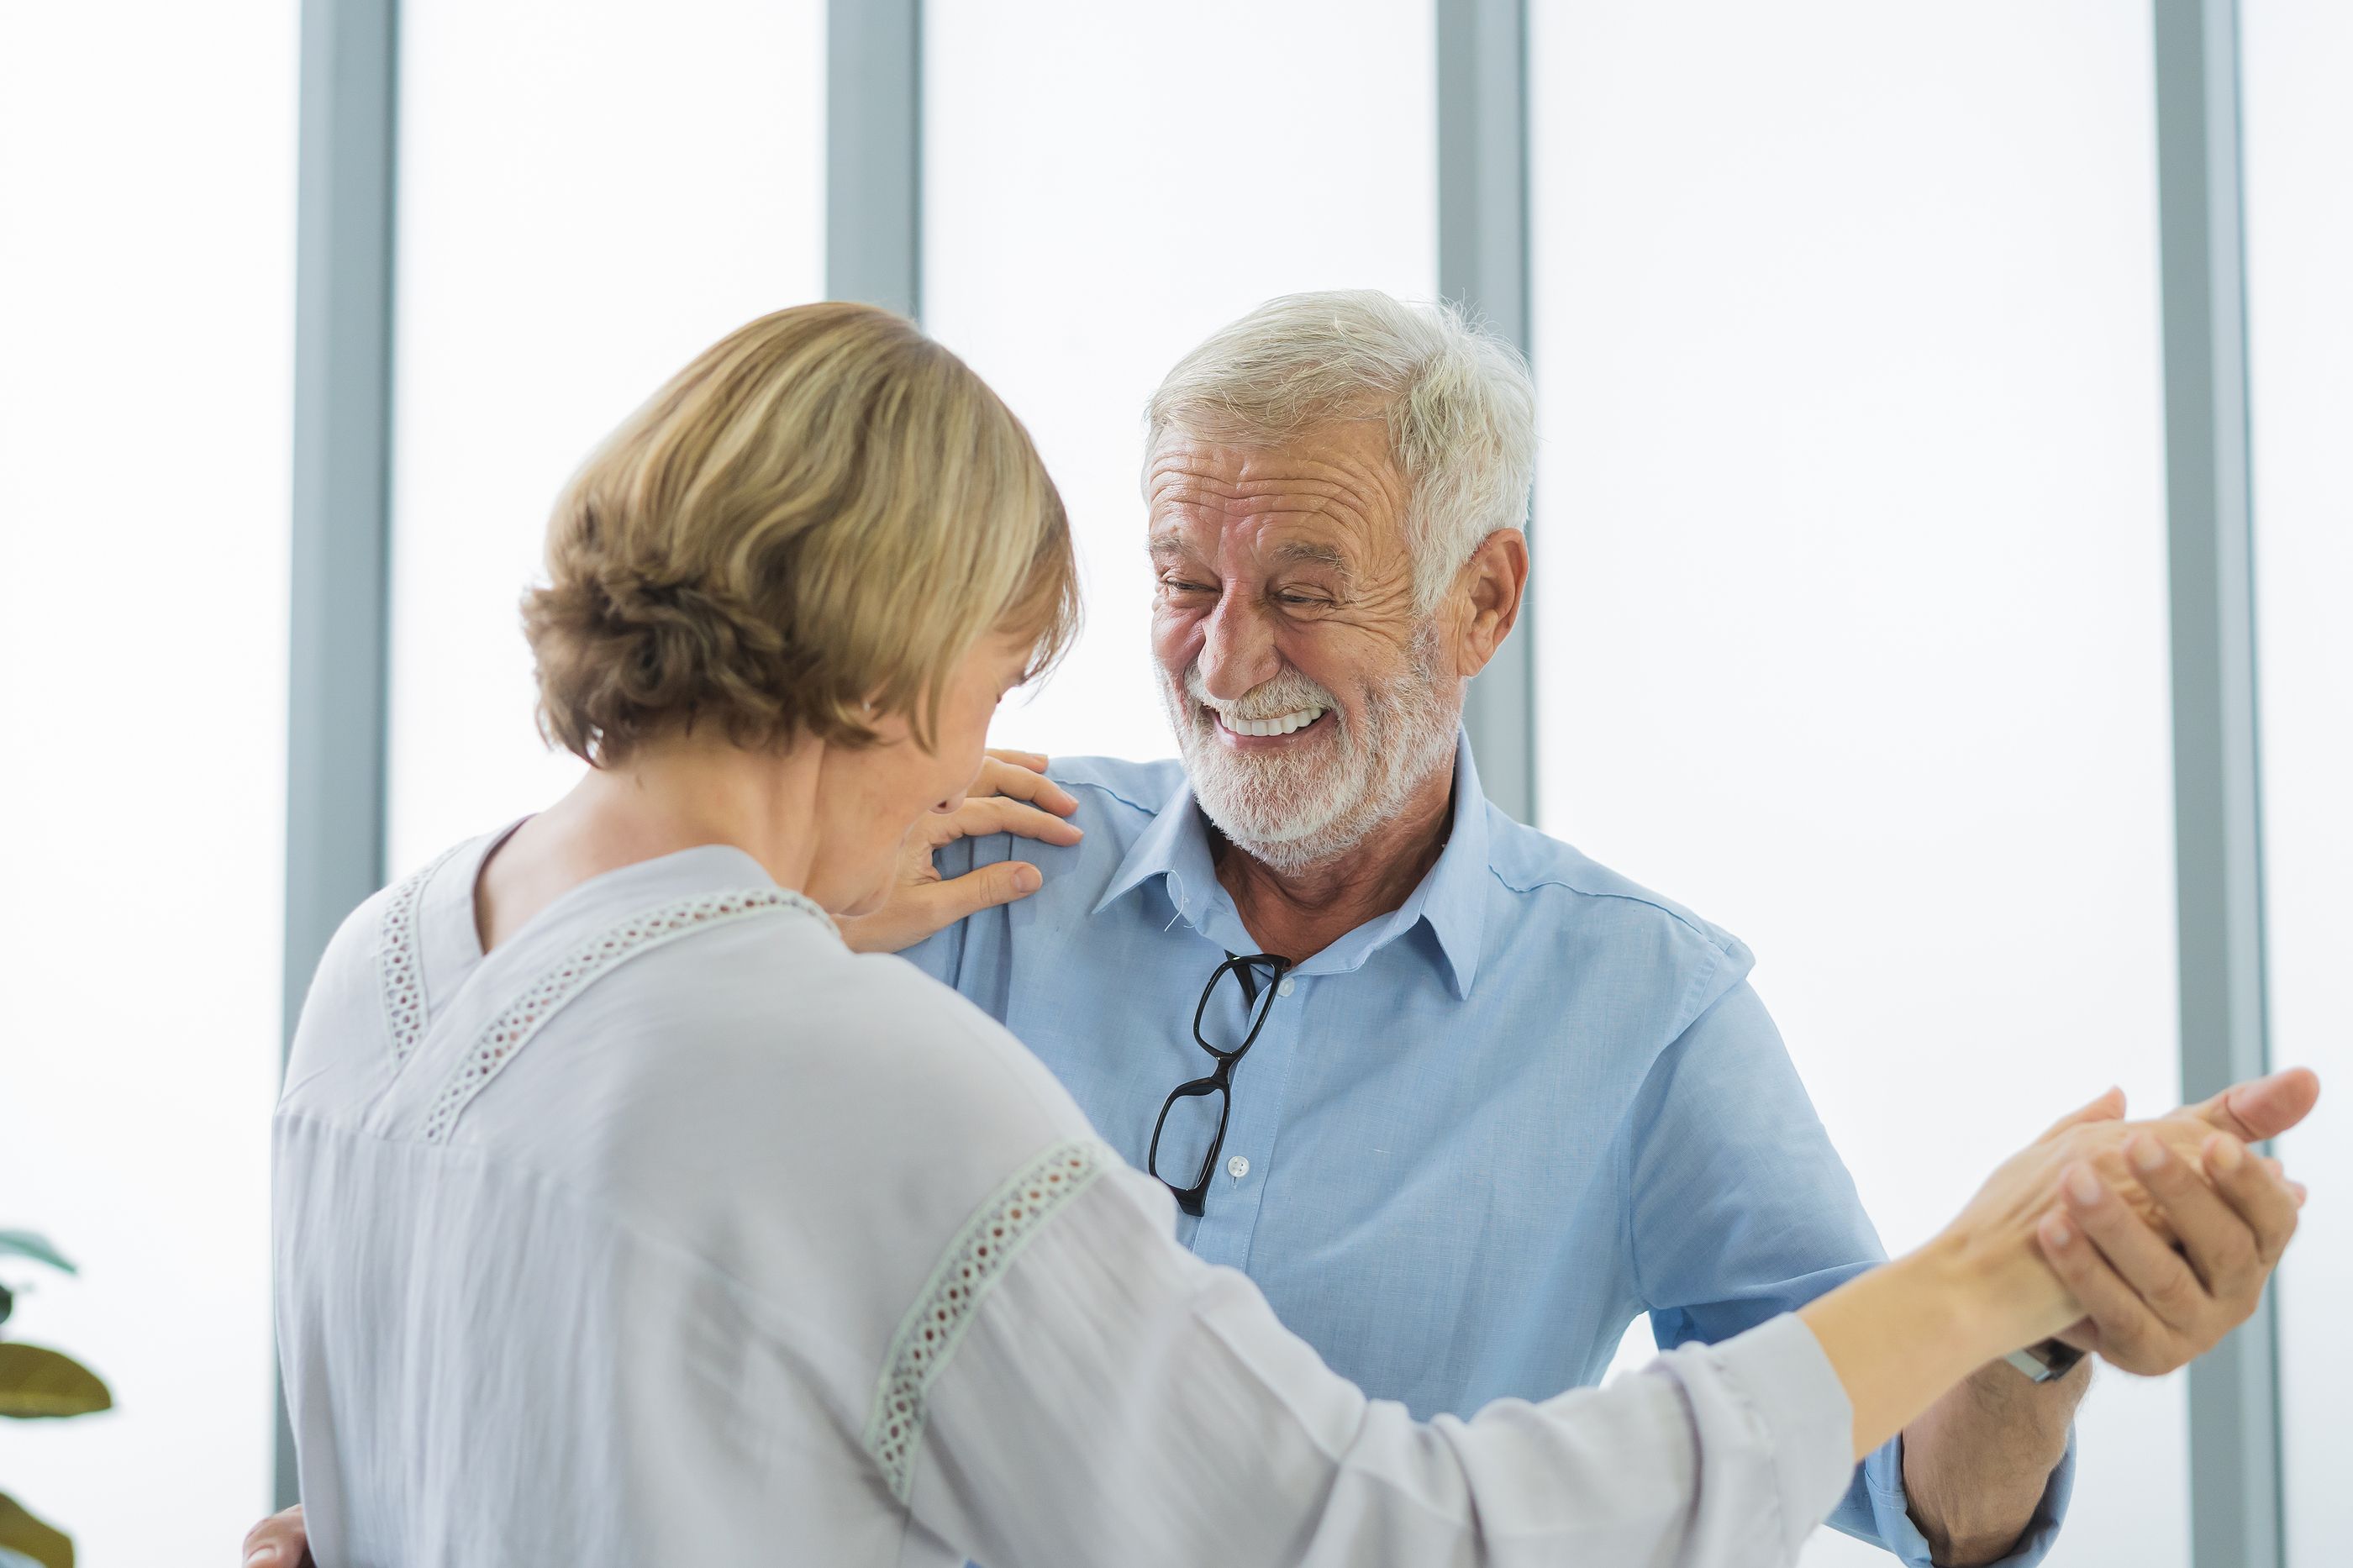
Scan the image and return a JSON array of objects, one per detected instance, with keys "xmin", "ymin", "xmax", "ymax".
[
  {"xmin": 418, "ymin": 885, "xmax": 834, "ymax": 1144},
  {"xmin": 377, "ymin": 843, "xmax": 470, "ymax": 1067},
  {"xmin": 866, "ymin": 1139, "xmax": 1110, "ymax": 1503}
]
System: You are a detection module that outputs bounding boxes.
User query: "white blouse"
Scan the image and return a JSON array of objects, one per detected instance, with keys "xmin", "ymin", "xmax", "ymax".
[{"xmin": 275, "ymin": 832, "xmax": 1856, "ymax": 1567}]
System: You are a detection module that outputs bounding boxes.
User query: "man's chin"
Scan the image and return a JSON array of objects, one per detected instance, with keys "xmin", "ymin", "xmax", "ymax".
[{"xmin": 1187, "ymin": 771, "xmax": 1355, "ymax": 861}]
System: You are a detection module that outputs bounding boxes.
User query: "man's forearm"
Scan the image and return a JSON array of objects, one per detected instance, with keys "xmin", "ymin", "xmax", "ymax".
[{"xmin": 1899, "ymin": 1356, "xmax": 2087, "ymax": 1566}]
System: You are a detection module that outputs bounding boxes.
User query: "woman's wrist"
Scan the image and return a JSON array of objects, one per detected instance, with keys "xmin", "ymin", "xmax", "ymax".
[
  {"xmin": 1906, "ymin": 1217, "xmax": 2077, "ymax": 1365},
  {"xmin": 1797, "ymin": 1230, "xmax": 2071, "ymax": 1460}
]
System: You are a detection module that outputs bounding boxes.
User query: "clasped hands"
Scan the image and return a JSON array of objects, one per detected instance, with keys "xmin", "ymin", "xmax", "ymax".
[{"xmin": 1950, "ymin": 1066, "xmax": 2315, "ymax": 1376}]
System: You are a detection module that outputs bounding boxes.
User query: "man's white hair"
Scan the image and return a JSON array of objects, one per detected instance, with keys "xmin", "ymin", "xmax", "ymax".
[{"xmin": 1143, "ymin": 290, "xmax": 1536, "ymax": 611}]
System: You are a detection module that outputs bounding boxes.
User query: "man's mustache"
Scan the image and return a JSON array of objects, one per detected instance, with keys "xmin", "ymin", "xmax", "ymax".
[{"xmin": 1180, "ymin": 666, "xmax": 1340, "ymax": 725}]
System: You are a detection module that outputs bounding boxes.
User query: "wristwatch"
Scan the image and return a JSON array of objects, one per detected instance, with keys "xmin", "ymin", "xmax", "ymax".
[{"xmin": 2005, "ymin": 1338, "xmax": 2087, "ymax": 1383}]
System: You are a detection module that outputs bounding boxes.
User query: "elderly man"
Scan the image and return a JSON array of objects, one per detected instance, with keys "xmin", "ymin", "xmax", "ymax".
[
  {"xmin": 243, "ymin": 293, "xmax": 2314, "ymax": 1568},
  {"xmin": 844, "ymin": 292, "xmax": 2309, "ymax": 1566}
]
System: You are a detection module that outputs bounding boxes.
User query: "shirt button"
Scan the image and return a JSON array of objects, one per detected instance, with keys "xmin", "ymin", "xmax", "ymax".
[
  {"xmin": 1277, "ymin": 977, "xmax": 1295, "ymax": 997},
  {"xmin": 1226, "ymin": 1155, "xmax": 1250, "ymax": 1181}
]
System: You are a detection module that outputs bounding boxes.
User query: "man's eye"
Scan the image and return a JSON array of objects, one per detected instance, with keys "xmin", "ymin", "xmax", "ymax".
[
  {"xmin": 1277, "ymin": 592, "xmax": 1324, "ymax": 608},
  {"xmin": 1161, "ymin": 577, "xmax": 1213, "ymax": 594}
]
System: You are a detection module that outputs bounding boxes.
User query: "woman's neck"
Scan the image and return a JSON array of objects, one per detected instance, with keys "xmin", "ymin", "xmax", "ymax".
[{"xmin": 476, "ymin": 735, "xmax": 825, "ymax": 951}]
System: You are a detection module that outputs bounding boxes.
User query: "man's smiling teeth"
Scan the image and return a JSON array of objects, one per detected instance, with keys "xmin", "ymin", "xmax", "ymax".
[{"xmin": 1218, "ymin": 706, "xmax": 1328, "ymax": 738}]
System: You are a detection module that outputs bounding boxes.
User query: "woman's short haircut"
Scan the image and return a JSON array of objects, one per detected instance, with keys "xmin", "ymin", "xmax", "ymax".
[
  {"xmin": 1142, "ymin": 291, "xmax": 1535, "ymax": 612},
  {"xmin": 525, "ymin": 303, "xmax": 1079, "ymax": 765}
]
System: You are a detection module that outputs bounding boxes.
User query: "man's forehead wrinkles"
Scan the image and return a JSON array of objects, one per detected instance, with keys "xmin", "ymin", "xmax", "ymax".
[
  {"xmin": 1146, "ymin": 444, "xmax": 1395, "ymax": 494},
  {"xmin": 1152, "ymin": 502, "xmax": 1377, "ymax": 552},
  {"xmin": 1146, "ymin": 473, "xmax": 1371, "ymax": 514},
  {"xmin": 1143, "ymin": 439, "xmax": 1410, "ymax": 569}
]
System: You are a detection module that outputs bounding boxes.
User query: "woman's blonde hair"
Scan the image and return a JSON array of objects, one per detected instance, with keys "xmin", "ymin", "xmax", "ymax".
[{"xmin": 525, "ymin": 303, "xmax": 1079, "ymax": 764}]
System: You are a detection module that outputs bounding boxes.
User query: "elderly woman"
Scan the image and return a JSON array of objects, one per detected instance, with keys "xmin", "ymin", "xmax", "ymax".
[{"xmin": 261, "ymin": 303, "xmax": 2297, "ymax": 1568}]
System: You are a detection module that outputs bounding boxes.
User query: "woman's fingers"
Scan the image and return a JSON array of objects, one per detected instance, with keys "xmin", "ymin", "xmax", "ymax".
[
  {"xmin": 2123, "ymin": 1134, "xmax": 2258, "ymax": 1299},
  {"xmin": 2038, "ymin": 1208, "xmax": 2174, "ymax": 1371},
  {"xmin": 945, "ymin": 794, "xmax": 1084, "ymax": 848},
  {"xmin": 2203, "ymin": 1134, "xmax": 2303, "ymax": 1269},
  {"xmin": 974, "ymin": 756, "xmax": 1082, "ymax": 821},
  {"xmin": 2038, "ymin": 1086, "xmax": 2126, "ymax": 1142},
  {"xmin": 984, "ymin": 746, "xmax": 1052, "ymax": 774},
  {"xmin": 2060, "ymin": 1162, "xmax": 2210, "ymax": 1333},
  {"xmin": 917, "ymin": 858, "xmax": 1044, "ymax": 927}
]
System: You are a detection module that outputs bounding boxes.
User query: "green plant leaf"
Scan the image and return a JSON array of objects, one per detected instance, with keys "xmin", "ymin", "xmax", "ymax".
[
  {"xmin": 0, "ymin": 1344, "xmax": 111, "ymax": 1419},
  {"xmin": 0, "ymin": 1493, "xmax": 71, "ymax": 1568},
  {"xmin": 0, "ymin": 1235, "xmax": 72, "ymax": 1276}
]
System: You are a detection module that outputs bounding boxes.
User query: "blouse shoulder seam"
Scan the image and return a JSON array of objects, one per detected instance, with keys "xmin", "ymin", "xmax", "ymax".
[
  {"xmin": 376, "ymin": 840, "xmax": 472, "ymax": 1069},
  {"xmin": 416, "ymin": 885, "xmax": 834, "ymax": 1144}
]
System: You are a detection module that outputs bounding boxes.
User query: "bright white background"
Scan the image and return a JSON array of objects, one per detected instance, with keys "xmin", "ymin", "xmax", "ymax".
[
  {"xmin": 2242, "ymin": 3, "xmax": 2353, "ymax": 1565},
  {"xmin": 0, "ymin": 3, "xmax": 296, "ymax": 1562},
  {"xmin": 922, "ymin": 0, "xmax": 1437, "ymax": 765},
  {"xmin": 386, "ymin": 0, "xmax": 826, "ymax": 874},
  {"xmin": 1527, "ymin": 6, "xmax": 2188, "ymax": 1565}
]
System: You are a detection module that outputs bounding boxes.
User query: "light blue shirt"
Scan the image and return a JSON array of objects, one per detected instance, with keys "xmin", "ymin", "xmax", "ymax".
[{"xmin": 908, "ymin": 737, "xmax": 2073, "ymax": 1564}]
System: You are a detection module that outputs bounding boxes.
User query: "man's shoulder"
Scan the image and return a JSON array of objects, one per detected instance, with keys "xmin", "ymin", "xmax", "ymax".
[
  {"xmin": 1481, "ymin": 806, "xmax": 1754, "ymax": 976},
  {"xmin": 1019, "ymin": 755, "xmax": 1185, "ymax": 885},
  {"xmin": 1044, "ymin": 754, "xmax": 1184, "ymax": 824}
]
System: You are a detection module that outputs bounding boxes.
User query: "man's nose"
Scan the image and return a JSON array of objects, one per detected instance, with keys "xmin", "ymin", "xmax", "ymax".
[{"xmin": 1197, "ymin": 595, "xmax": 1282, "ymax": 700}]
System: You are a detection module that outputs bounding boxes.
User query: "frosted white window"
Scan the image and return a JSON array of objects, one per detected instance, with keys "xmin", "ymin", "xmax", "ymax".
[
  {"xmin": 387, "ymin": 0, "xmax": 825, "ymax": 872},
  {"xmin": 2242, "ymin": 5, "xmax": 2353, "ymax": 1564},
  {"xmin": 923, "ymin": 0, "xmax": 1437, "ymax": 764},
  {"xmin": 0, "ymin": 4, "xmax": 295, "ymax": 1560},
  {"xmin": 1527, "ymin": 7, "xmax": 2185, "ymax": 1565}
]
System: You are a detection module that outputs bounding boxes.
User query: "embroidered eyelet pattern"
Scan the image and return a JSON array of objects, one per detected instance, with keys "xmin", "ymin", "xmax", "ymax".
[
  {"xmin": 866, "ymin": 1139, "xmax": 1108, "ymax": 1502},
  {"xmin": 418, "ymin": 886, "xmax": 833, "ymax": 1144},
  {"xmin": 378, "ymin": 843, "xmax": 469, "ymax": 1066}
]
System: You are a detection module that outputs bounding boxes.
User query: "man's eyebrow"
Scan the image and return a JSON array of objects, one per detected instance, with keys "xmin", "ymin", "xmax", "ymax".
[
  {"xmin": 1271, "ymin": 540, "xmax": 1351, "ymax": 576},
  {"xmin": 1146, "ymin": 534, "xmax": 1196, "ymax": 563}
]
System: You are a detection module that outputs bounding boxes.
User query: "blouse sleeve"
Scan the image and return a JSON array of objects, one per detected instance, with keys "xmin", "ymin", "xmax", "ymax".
[{"xmin": 877, "ymin": 1141, "xmax": 1857, "ymax": 1568}]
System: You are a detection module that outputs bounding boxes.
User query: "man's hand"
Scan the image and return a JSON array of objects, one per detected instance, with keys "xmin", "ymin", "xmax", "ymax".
[
  {"xmin": 836, "ymin": 748, "xmax": 1082, "ymax": 955},
  {"xmin": 2038, "ymin": 1070, "xmax": 2317, "ymax": 1374},
  {"xmin": 1896, "ymin": 1067, "xmax": 2319, "ymax": 1564},
  {"xmin": 240, "ymin": 1503, "xmax": 310, "ymax": 1566},
  {"xmin": 2175, "ymin": 1064, "xmax": 2323, "ymax": 1147}
]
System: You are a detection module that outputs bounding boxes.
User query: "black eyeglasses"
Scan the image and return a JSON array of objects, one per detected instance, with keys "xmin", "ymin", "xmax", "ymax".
[{"xmin": 1148, "ymin": 951, "xmax": 1292, "ymax": 1217}]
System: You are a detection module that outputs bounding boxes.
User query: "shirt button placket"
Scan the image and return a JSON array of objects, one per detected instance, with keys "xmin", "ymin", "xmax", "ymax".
[{"xmin": 1198, "ymin": 974, "xmax": 1295, "ymax": 1263}]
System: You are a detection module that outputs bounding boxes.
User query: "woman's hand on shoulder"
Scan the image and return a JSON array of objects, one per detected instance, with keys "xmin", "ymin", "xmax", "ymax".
[{"xmin": 838, "ymin": 750, "xmax": 1084, "ymax": 954}]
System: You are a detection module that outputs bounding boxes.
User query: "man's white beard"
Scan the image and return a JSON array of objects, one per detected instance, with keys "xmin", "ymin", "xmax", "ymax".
[{"xmin": 1162, "ymin": 627, "xmax": 1461, "ymax": 876}]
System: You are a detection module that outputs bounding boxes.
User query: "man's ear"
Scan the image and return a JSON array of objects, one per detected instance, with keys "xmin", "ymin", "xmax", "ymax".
[{"xmin": 1450, "ymin": 528, "xmax": 1529, "ymax": 680}]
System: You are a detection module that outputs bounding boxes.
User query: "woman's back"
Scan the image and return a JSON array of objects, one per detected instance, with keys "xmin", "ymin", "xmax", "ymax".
[
  {"xmin": 275, "ymin": 831, "xmax": 1106, "ymax": 1566},
  {"xmin": 277, "ymin": 823, "xmax": 1875, "ymax": 1568}
]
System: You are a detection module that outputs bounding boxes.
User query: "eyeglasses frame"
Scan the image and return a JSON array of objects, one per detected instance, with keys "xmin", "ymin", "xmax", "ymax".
[{"xmin": 1147, "ymin": 950, "xmax": 1293, "ymax": 1217}]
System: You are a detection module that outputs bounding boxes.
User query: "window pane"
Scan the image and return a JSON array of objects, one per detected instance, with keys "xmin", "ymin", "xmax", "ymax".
[
  {"xmin": 923, "ymin": 0, "xmax": 1436, "ymax": 761},
  {"xmin": 388, "ymin": 0, "xmax": 825, "ymax": 871},
  {"xmin": 2242, "ymin": 4, "xmax": 2353, "ymax": 1562},
  {"xmin": 1527, "ymin": 7, "xmax": 2184, "ymax": 1565},
  {"xmin": 0, "ymin": 3, "xmax": 294, "ymax": 1558}
]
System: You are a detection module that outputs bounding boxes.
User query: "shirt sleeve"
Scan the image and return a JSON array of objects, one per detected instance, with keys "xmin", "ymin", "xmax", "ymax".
[
  {"xmin": 889, "ymin": 1150, "xmax": 1857, "ymax": 1568},
  {"xmin": 1626, "ymin": 979, "xmax": 2075, "ymax": 1565}
]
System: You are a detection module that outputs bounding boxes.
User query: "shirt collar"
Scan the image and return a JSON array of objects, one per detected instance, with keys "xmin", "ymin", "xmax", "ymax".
[{"xmin": 1093, "ymin": 734, "xmax": 1492, "ymax": 1000}]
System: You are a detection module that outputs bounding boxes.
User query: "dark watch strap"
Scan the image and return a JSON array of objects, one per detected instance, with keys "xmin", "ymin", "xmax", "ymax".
[{"xmin": 2003, "ymin": 1338, "xmax": 2088, "ymax": 1383}]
